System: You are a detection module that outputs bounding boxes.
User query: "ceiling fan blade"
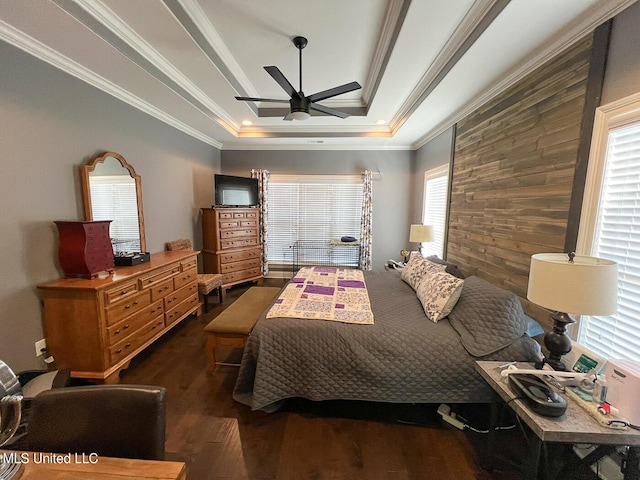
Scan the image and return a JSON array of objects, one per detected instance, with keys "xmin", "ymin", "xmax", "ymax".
[
  {"xmin": 235, "ymin": 96, "xmax": 289, "ymax": 103},
  {"xmin": 307, "ymin": 81, "xmax": 361, "ymax": 103},
  {"xmin": 264, "ymin": 66, "xmax": 299, "ymax": 98},
  {"xmin": 283, "ymin": 112, "xmax": 294, "ymax": 121},
  {"xmin": 309, "ymin": 102, "xmax": 350, "ymax": 119}
]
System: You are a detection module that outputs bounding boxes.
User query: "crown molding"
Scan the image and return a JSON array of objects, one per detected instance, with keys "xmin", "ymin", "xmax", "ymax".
[
  {"xmin": 0, "ymin": 19, "xmax": 223, "ymax": 149},
  {"xmin": 166, "ymin": 0, "xmax": 259, "ymax": 100},
  {"xmin": 390, "ymin": 0, "xmax": 508, "ymax": 137},
  {"xmin": 63, "ymin": 0, "xmax": 238, "ymax": 132},
  {"xmin": 220, "ymin": 143, "xmax": 412, "ymax": 151},
  {"xmin": 411, "ymin": 0, "xmax": 637, "ymax": 150},
  {"xmin": 361, "ymin": 0, "xmax": 411, "ymax": 107}
]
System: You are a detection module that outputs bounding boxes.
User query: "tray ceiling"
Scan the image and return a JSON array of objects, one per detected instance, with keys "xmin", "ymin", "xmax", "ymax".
[{"xmin": 0, "ymin": 0, "xmax": 635, "ymax": 150}]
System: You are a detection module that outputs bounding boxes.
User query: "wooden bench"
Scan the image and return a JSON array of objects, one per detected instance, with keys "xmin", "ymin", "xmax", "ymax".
[{"xmin": 204, "ymin": 286, "xmax": 281, "ymax": 372}]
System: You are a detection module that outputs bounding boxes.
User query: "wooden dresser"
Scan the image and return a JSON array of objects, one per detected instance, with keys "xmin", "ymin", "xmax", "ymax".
[
  {"xmin": 37, "ymin": 250, "xmax": 201, "ymax": 383},
  {"xmin": 201, "ymin": 207, "xmax": 263, "ymax": 290}
]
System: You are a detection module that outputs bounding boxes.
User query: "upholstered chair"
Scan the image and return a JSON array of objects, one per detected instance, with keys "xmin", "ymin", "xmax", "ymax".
[{"xmin": 27, "ymin": 384, "xmax": 166, "ymax": 460}]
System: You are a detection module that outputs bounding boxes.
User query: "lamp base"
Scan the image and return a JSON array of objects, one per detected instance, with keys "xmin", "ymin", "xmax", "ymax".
[{"xmin": 535, "ymin": 311, "xmax": 576, "ymax": 371}]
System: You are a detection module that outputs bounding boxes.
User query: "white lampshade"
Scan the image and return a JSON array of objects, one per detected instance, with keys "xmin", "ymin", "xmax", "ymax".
[
  {"xmin": 527, "ymin": 253, "xmax": 618, "ymax": 315},
  {"xmin": 409, "ymin": 224, "xmax": 434, "ymax": 243}
]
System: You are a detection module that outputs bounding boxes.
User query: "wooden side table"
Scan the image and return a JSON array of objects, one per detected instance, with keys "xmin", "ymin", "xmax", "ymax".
[
  {"xmin": 0, "ymin": 450, "xmax": 186, "ymax": 479},
  {"xmin": 475, "ymin": 361, "xmax": 640, "ymax": 480}
]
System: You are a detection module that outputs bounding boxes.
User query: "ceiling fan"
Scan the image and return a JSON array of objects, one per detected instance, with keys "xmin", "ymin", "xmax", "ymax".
[{"xmin": 235, "ymin": 36, "xmax": 361, "ymax": 121}]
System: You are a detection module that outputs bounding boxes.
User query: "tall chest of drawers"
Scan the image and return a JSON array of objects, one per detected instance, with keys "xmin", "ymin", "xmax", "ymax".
[
  {"xmin": 202, "ymin": 207, "xmax": 263, "ymax": 289},
  {"xmin": 37, "ymin": 250, "xmax": 201, "ymax": 383}
]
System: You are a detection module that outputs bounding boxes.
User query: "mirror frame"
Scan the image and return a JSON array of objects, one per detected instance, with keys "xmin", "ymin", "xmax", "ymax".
[{"xmin": 80, "ymin": 151, "xmax": 147, "ymax": 253}]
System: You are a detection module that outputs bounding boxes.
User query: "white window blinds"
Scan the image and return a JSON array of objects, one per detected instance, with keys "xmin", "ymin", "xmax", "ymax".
[
  {"xmin": 266, "ymin": 174, "xmax": 363, "ymax": 264},
  {"xmin": 578, "ymin": 121, "xmax": 640, "ymax": 362},
  {"xmin": 89, "ymin": 176, "xmax": 140, "ymax": 252},
  {"xmin": 421, "ymin": 166, "xmax": 449, "ymax": 258}
]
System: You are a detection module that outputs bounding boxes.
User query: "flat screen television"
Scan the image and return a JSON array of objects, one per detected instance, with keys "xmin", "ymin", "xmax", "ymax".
[{"xmin": 214, "ymin": 174, "xmax": 259, "ymax": 207}]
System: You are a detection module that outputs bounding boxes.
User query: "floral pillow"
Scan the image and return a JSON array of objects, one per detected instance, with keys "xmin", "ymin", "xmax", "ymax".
[
  {"xmin": 415, "ymin": 271, "xmax": 464, "ymax": 322},
  {"xmin": 401, "ymin": 254, "xmax": 446, "ymax": 291}
]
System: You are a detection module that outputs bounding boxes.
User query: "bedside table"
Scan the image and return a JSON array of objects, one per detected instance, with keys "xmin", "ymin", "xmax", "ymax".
[{"xmin": 475, "ymin": 361, "xmax": 640, "ymax": 480}]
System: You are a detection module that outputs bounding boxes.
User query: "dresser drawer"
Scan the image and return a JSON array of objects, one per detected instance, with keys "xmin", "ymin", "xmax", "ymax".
[
  {"xmin": 240, "ymin": 220, "xmax": 257, "ymax": 227},
  {"xmin": 106, "ymin": 300, "xmax": 164, "ymax": 346},
  {"xmin": 220, "ymin": 237, "xmax": 259, "ymax": 249},
  {"xmin": 109, "ymin": 317, "xmax": 165, "ymax": 365},
  {"xmin": 164, "ymin": 282, "xmax": 198, "ymax": 311},
  {"xmin": 174, "ymin": 267, "xmax": 197, "ymax": 289},
  {"xmin": 219, "ymin": 248, "xmax": 261, "ymax": 264},
  {"xmin": 106, "ymin": 290, "xmax": 152, "ymax": 326},
  {"xmin": 218, "ymin": 211, "xmax": 234, "ymax": 220},
  {"xmin": 165, "ymin": 292, "xmax": 199, "ymax": 327},
  {"xmin": 219, "ymin": 220, "xmax": 239, "ymax": 229},
  {"xmin": 220, "ymin": 258, "xmax": 261, "ymax": 273},
  {"xmin": 104, "ymin": 280, "xmax": 139, "ymax": 306},
  {"xmin": 219, "ymin": 228, "xmax": 257, "ymax": 239},
  {"xmin": 181, "ymin": 258, "xmax": 197, "ymax": 271},
  {"xmin": 150, "ymin": 278, "xmax": 174, "ymax": 303},
  {"xmin": 138, "ymin": 263, "xmax": 181, "ymax": 289},
  {"xmin": 222, "ymin": 267, "xmax": 262, "ymax": 284}
]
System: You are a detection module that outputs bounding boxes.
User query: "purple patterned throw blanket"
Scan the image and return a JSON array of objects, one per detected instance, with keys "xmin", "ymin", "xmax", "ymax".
[{"xmin": 266, "ymin": 267, "xmax": 374, "ymax": 325}]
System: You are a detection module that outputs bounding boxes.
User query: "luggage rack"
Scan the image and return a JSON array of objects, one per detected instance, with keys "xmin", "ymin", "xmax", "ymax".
[{"xmin": 291, "ymin": 240, "xmax": 361, "ymax": 274}]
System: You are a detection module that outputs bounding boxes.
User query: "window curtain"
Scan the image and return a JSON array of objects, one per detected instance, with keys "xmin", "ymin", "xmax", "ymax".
[
  {"xmin": 359, "ymin": 170, "xmax": 373, "ymax": 270},
  {"xmin": 251, "ymin": 169, "xmax": 269, "ymax": 275}
]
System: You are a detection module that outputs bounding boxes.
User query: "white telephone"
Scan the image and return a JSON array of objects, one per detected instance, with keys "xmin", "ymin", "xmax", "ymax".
[{"xmin": 387, "ymin": 259, "xmax": 404, "ymax": 269}]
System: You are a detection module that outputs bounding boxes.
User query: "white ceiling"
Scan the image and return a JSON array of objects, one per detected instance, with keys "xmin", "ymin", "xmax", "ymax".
[{"xmin": 0, "ymin": 0, "xmax": 636, "ymax": 150}]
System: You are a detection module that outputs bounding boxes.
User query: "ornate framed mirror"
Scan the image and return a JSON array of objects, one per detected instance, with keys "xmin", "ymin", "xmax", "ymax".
[{"xmin": 80, "ymin": 151, "xmax": 146, "ymax": 253}]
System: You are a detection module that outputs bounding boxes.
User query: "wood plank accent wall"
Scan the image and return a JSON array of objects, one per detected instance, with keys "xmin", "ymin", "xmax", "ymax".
[{"xmin": 447, "ymin": 34, "xmax": 595, "ymax": 325}]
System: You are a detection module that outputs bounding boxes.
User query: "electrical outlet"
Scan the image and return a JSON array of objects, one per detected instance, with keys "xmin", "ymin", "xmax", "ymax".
[{"xmin": 35, "ymin": 338, "xmax": 46, "ymax": 357}]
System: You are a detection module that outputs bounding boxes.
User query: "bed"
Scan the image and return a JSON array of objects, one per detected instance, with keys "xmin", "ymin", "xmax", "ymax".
[{"xmin": 233, "ymin": 261, "xmax": 542, "ymax": 412}]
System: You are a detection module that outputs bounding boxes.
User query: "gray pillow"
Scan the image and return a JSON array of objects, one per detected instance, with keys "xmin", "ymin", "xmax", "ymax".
[
  {"xmin": 426, "ymin": 256, "xmax": 465, "ymax": 279},
  {"xmin": 447, "ymin": 276, "xmax": 527, "ymax": 356}
]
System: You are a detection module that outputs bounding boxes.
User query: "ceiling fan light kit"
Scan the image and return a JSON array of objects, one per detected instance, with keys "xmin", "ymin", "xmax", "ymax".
[{"xmin": 235, "ymin": 36, "xmax": 361, "ymax": 121}]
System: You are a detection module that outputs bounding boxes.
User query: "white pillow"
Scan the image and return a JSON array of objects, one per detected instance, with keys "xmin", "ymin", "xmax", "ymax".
[
  {"xmin": 401, "ymin": 255, "xmax": 446, "ymax": 291},
  {"xmin": 416, "ymin": 271, "xmax": 464, "ymax": 322}
]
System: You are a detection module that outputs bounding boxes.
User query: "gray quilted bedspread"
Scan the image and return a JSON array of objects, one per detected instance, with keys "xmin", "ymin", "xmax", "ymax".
[{"xmin": 233, "ymin": 270, "xmax": 542, "ymax": 412}]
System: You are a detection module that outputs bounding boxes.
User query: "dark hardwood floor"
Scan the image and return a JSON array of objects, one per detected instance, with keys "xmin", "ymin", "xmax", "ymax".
[{"xmin": 117, "ymin": 280, "xmax": 595, "ymax": 480}]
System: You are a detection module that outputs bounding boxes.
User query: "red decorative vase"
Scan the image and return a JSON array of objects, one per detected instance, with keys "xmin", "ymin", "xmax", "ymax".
[{"xmin": 55, "ymin": 220, "xmax": 114, "ymax": 279}]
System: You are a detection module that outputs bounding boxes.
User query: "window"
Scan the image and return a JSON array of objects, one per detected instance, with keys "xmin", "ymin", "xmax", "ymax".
[
  {"xmin": 421, "ymin": 165, "xmax": 449, "ymax": 257},
  {"xmin": 89, "ymin": 176, "xmax": 140, "ymax": 252},
  {"xmin": 266, "ymin": 174, "xmax": 363, "ymax": 267},
  {"xmin": 576, "ymin": 93, "xmax": 640, "ymax": 363}
]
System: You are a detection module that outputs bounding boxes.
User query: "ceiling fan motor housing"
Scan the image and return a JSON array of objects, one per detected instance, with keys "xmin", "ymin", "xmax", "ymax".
[{"xmin": 290, "ymin": 95, "xmax": 310, "ymax": 114}]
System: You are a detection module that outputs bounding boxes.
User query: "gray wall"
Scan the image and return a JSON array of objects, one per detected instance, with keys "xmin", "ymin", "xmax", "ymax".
[
  {"xmin": 601, "ymin": 1, "xmax": 640, "ymax": 105},
  {"xmin": 0, "ymin": 41, "xmax": 220, "ymax": 371},
  {"xmin": 221, "ymin": 150, "xmax": 413, "ymax": 269},
  {"xmin": 412, "ymin": 127, "xmax": 454, "ymax": 224}
]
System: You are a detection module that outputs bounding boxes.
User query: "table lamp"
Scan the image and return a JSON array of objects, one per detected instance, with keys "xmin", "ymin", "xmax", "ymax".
[
  {"xmin": 402, "ymin": 224, "xmax": 433, "ymax": 261},
  {"xmin": 527, "ymin": 252, "xmax": 618, "ymax": 371}
]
